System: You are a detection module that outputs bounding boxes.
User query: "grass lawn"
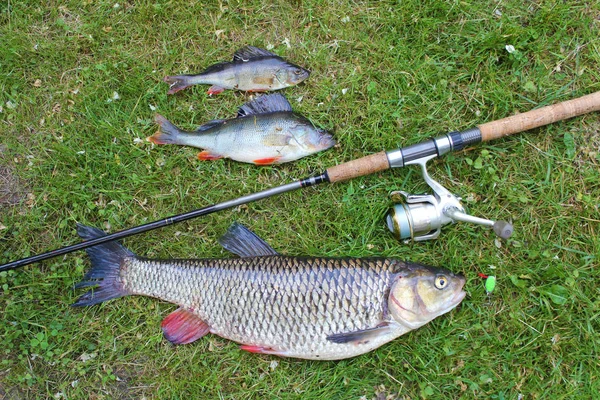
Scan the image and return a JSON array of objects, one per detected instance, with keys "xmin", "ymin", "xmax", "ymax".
[{"xmin": 1, "ymin": 1, "xmax": 599, "ymax": 398}]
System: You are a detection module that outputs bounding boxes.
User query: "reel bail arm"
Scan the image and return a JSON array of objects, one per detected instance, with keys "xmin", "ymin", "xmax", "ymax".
[{"xmin": 385, "ymin": 145, "xmax": 513, "ymax": 242}]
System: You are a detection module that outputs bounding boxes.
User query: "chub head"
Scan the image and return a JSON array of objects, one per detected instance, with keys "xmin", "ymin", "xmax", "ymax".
[{"xmin": 388, "ymin": 264, "xmax": 466, "ymax": 330}]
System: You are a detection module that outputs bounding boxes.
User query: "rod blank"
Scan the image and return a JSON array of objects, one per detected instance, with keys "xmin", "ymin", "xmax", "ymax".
[
  {"xmin": 1, "ymin": 90, "xmax": 599, "ymax": 272},
  {"xmin": 0, "ymin": 178, "xmax": 317, "ymax": 272}
]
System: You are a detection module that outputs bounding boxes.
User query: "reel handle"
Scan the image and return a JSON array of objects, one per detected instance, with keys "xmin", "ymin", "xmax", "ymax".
[{"xmin": 479, "ymin": 90, "xmax": 600, "ymax": 141}]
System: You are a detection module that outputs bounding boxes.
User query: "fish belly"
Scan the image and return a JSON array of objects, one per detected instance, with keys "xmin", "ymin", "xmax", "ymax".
[
  {"xmin": 121, "ymin": 256, "xmax": 401, "ymax": 359},
  {"xmin": 185, "ymin": 115, "xmax": 307, "ymax": 163}
]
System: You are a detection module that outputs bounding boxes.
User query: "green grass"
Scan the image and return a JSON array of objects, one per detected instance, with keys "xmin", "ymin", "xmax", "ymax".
[{"xmin": 1, "ymin": 0, "xmax": 599, "ymax": 398}]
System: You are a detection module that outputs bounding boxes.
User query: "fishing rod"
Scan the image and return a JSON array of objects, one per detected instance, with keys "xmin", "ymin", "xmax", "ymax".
[{"xmin": 2, "ymin": 90, "xmax": 600, "ymax": 272}]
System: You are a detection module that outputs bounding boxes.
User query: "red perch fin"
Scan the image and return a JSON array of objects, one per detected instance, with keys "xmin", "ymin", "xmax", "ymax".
[
  {"xmin": 146, "ymin": 131, "xmax": 166, "ymax": 145},
  {"xmin": 253, "ymin": 156, "xmax": 282, "ymax": 165},
  {"xmin": 207, "ymin": 85, "xmax": 225, "ymax": 96},
  {"xmin": 197, "ymin": 151, "xmax": 223, "ymax": 161},
  {"xmin": 161, "ymin": 308, "xmax": 210, "ymax": 345},
  {"xmin": 240, "ymin": 345, "xmax": 284, "ymax": 356},
  {"xmin": 146, "ymin": 114, "xmax": 181, "ymax": 145}
]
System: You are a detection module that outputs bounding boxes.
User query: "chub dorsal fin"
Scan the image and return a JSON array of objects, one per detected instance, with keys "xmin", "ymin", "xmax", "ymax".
[
  {"xmin": 233, "ymin": 46, "xmax": 278, "ymax": 62},
  {"xmin": 219, "ymin": 223, "xmax": 279, "ymax": 257},
  {"xmin": 237, "ymin": 93, "xmax": 293, "ymax": 117}
]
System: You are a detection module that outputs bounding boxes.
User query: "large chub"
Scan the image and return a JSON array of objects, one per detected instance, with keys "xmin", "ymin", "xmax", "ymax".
[{"xmin": 72, "ymin": 224, "xmax": 133, "ymax": 307}]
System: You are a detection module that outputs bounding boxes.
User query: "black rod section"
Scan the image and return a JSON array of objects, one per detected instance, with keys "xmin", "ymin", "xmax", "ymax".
[{"xmin": 0, "ymin": 174, "xmax": 328, "ymax": 272}]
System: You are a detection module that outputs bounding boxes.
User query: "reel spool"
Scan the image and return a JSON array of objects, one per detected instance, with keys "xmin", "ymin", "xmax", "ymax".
[{"xmin": 385, "ymin": 153, "xmax": 513, "ymax": 242}]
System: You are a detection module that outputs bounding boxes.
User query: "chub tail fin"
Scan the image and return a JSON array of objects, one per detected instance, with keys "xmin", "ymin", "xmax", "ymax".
[
  {"xmin": 72, "ymin": 224, "xmax": 135, "ymax": 307},
  {"xmin": 164, "ymin": 75, "xmax": 193, "ymax": 94},
  {"xmin": 147, "ymin": 114, "xmax": 182, "ymax": 145}
]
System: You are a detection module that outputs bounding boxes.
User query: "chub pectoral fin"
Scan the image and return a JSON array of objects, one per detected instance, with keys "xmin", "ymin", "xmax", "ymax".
[
  {"xmin": 326, "ymin": 323, "xmax": 391, "ymax": 345},
  {"xmin": 161, "ymin": 308, "xmax": 210, "ymax": 345}
]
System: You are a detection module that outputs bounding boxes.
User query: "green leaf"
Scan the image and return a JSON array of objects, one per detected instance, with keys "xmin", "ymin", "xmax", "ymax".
[
  {"xmin": 543, "ymin": 284, "xmax": 570, "ymax": 305},
  {"xmin": 367, "ymin": 81, "xmax": 377, "ymax": 93},
  {"xmin": 509, "ymin": 275, "xmax": 527, "ymax": 288},
  {"xmin": 523, "ymin": 81, "xmax": 537, "ymax": 93}
]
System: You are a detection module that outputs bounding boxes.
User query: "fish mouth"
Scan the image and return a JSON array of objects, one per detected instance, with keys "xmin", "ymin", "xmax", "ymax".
[
  {"xmin": 318, "ymin": 132, "xmax": 336, "ymax": 149},
  {"xmin": 452, "ymin": 290, "xmax": 467, "ymax": 305},
  {"xmin": 293, "ymin": 69, "xmax": 310, "ymax": 84},
  {"xmin": 449, "ymin": 275, "xmax": 467, "ymax": 306},
  {"xmin": 433, "ymin": 288, "xmax": 466, "ymax": 318}
]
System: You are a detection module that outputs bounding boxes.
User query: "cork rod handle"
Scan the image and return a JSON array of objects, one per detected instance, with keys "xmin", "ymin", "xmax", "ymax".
[
  {"xmin": 326, "ymin": 151, "xmax": 390, "ymax": 183},
  {"xmin": 478, "ymin": 91, "xmax": 600, "ymax": 142}
]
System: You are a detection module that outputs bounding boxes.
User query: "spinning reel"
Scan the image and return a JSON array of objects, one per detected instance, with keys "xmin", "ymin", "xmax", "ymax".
[{"xmin": 385, "ymin": 141, "xmax": 513, "ymax": 242}]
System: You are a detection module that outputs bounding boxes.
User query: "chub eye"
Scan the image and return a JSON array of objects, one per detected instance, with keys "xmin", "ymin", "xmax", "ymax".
[
  {"xmin": 434, "ymin": 275, "xmax": 448, "ymax": 290},
  {"xmin": 294, "ymin": 69, "xmax": 302, "ymax": 75}
]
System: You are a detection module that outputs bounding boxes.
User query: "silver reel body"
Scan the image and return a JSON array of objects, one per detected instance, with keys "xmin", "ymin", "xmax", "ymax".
[{"xmin": 385, "ymin": 150, "xmax": 513, "ymax": 242}]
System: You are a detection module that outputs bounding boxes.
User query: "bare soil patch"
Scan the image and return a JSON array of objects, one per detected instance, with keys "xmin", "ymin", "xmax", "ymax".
[{"xmin": 0, "ymin": 145, "xmax": 26, "ymax": 207}]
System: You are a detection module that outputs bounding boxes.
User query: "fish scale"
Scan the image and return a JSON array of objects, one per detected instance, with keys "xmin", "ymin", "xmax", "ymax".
[
  {"xmin": 122, "ymin": 256, "xmax": 396, "ymax": 358},
  {"xmin": 73, "ymin": 223, "xmax": 466, "ymax": 360}
]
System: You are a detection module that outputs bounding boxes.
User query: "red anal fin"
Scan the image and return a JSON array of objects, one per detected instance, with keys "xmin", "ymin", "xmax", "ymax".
[
  {"xmin": 161, "ymin": 308, "xmax": 210, "ymax": 345},
  {"xmin": 207, "ymin": 85, "xmax": 225, "ymax": 96},
  {"xmin": 198, "ymin": 151, "xmax": 223, "ymax": 161},
  {"xmin": 253, "ymin": 156, "xmax": 282, "ymax": 165},
  {"xmin": 240, "ymin": 345, "xmax": 284, "ymax": 356}
]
